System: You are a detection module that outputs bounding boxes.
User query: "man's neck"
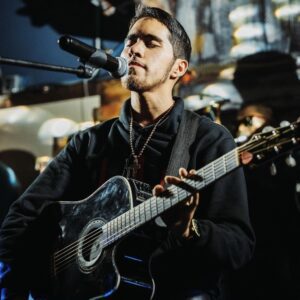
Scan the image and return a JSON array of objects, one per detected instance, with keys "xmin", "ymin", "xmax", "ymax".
[{"xmin": 130, "ymin": 91, "xmax": 175, "ymax": 127}]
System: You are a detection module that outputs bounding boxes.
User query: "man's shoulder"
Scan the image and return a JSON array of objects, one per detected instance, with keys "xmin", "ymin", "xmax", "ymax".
[
  {"xmin": 78, "ymin": 118, "xmax": 118, "ymax": 138},
  {"xmin": 67, "ymin": 118, "xmax": 118, "ymax": 154}
]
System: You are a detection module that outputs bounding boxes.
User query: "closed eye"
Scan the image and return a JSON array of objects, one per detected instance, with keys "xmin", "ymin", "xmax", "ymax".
[{"xmin": 125, "ymin": 34, "xmax": 162, "ymax": 48}]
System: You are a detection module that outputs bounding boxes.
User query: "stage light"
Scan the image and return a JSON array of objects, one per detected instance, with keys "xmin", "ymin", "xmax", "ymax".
[
  {"xmin": 275, "ymin": 4, "xmax": 300, "ymax": 19},
  {"xmin": 230, "ymin": 42, "xmax": 266, "ymax": 58},
  {"xmin": 229, "ymin": 4, "xmax": 259, "ymax": 25}
]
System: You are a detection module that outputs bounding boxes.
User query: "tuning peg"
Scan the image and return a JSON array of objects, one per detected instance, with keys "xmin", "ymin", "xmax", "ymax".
[
  {"xmin": 270, "ymin": 162, "xmax": 277, "ymax": 176},
  {"xmin": 280, "ymin": 120, "xmax": 290, "ymax": 127},
  {"xmin": 262, "ymin": 126, "xmax": 274, "ymax": 133},
  {"xmin": 285, "ymin": 153, "xmax": 297, "ymax": 167},
  {"xmin": 234, "ymin": 135, "xmax": 248, "ymax": 144}
]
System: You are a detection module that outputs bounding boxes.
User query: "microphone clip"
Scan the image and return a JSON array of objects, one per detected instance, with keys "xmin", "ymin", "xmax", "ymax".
[{"xmin": 77, "ymin": 62, "xmax": 97, "ymax": 79}]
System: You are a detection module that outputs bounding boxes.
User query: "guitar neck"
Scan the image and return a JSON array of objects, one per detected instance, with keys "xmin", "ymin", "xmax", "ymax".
[{"xmin": 103, "ymin": 148, "xmax": 240, "ymax": 247}]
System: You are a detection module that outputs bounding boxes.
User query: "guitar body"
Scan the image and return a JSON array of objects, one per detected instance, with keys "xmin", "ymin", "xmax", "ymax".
[{"xmin": 49, "ymin": 176, "xmax": 155, "ymax": 300}]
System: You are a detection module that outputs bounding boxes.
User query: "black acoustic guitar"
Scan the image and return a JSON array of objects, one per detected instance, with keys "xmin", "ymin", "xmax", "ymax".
[{"xmin": 39, "ymin": 121, "xmax": 300, "ymax": 299}]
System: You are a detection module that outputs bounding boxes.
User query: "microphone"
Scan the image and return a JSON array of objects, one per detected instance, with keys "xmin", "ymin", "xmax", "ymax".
[{"xmin": 58, "ymin": 35, "xmax": 127, "ymax": 78}]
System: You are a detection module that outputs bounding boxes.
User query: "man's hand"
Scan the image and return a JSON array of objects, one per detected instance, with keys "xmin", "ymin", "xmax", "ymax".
[{"xmin": 153, "ymin": 168, "xmax": 200, "ymax": 240}]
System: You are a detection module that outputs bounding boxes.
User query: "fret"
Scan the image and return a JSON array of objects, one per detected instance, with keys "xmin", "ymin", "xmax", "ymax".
[
  {"xmin": 163, "ymin": 196, "xmax": 172, "ymax": 209},
  {"xmin": 156, "ymin": 196, "xmax": 164, "ymax": 215},
  {"xmin": 118, "ymin": 214, "xmax": 122, "ymax": 233},
  {"xmin": 125, "ymin": 210, "xmax": 130, "ymax": 229},
  {"xmin": 203, "ymin": 163, "xmax": 214, "ymax": 185},
  {"xmin": 145, "ymin": 200, "xmax": 151, "ymax": 222},
  {"xmin": 211, "ymin": 161, "xmax": 216, "ymax": 181},
  {"xmin": 150, "ymin": 198, "xmax": 158, "ymax": 218},
  {"xmin": 129, "ymin": 209, "xmax": 135, "ymax": 228},
  {"xmin": 111, "ymin": 219, "xmax": 117, "ymax": 243},
  {"xmin": 235, "ymin": 149, "xmax": 240, "ymax": 166},
  {"xmin": 169, "ymin": 185, "xmax": 179, "ymax": 207},
  {"xmin": 140, "ymin": 202, "xmax": 146, "ymax": 224},
  {"xmin": 121, "ymin": 212, "xmax": 125, "ymax": 230},
  {"xmin": 106, "ymin": 222, "xmax": 110, "ymax": 241},
  {"xmin": 112, "ymin": 219, "xmax": 116, "ymax": 242},
  {"xmin": 134, "ymin": 205, "xmax": 140, "ymax": 224},
  {"xmin": 213, "ymin": 157, "xmax": 223, "ymax": 178},
  {"xmin": 222, "ymin": 155, "xmax": 227, "ymax": 174},
  {"xmin": 224, "ymin": 152, "xmax": 231, "ymax": 171},
  {"xmin": 225, "ymin": 150, "xmax": 238, "ymax": 172},
  {"xmin": 154, "ymin": 197, "xmax": 159, "ymax": 215},
  {"xmin": 161, "ymin": 195, "xmax": 166, "ymax": 212},
  {"xmin": 175, "ymin": 185, "xmax": 180, "ymax": 206},
  {"xmin": 101, "ymin": 224, "xmax": 107, "ymax": 243},
  {"xmin": 170, "ymin": 195, "xmax": 178, "ymax": 208},
  {"xmin": 196, "ymin": 168, "xmax": 205, "ymax": 190}
]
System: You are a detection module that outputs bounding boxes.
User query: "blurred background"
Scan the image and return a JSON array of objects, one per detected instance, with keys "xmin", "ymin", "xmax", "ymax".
[{"xmin": 1, "ymin": 0, "xmax": 300, "ymax": 299}]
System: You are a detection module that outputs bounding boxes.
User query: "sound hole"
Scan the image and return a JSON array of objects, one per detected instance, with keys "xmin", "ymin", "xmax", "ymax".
[
  {"xmin": 77, "ymin": 219, "xmax": 104, "ymax": 273},
  {"xmin": 82, "ymin": 227, "xmax": 102, "ymax": 261}
]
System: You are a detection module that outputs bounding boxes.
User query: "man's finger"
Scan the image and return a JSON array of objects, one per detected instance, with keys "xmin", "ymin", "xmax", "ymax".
[
  {"xmin": 179, "ymin": 167, "xmax": 188, "ymax": 178},
  {"xmin": 189, "ymin": 169, "xmax": 197, "ymax": 175},
  {"xmin": 152, "ymin": 184, "xmax": 164, "ymax": 196},
  {"xmin": 164, "ymin": 175, "xmax": 182, "ymax": 185}
]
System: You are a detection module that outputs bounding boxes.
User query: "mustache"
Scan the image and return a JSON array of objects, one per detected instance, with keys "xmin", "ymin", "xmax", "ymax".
[{"xmin": 127, "ymin": 58, "xmax": 146, "ymax": 68}]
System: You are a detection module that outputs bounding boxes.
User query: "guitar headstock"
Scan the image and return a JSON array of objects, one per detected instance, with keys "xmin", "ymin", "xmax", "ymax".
[{"xmin": 238, "ymin": 120, "xmax": 300, "ymax": 167}]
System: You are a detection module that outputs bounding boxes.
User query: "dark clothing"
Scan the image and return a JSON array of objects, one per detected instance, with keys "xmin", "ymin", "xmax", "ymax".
[
  {"xmin": 0, "ymin": 98, "xmax": 255, "ymax": 299},
  {"xmin": 227, "ymin": 156, "xmax": 300, "ymax": 300}
]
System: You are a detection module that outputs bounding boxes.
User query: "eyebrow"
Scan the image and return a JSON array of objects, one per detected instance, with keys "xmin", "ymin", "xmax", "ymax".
[{"xmin": 125, "ymin": 33, "xmax": 163, "ymax": 43}]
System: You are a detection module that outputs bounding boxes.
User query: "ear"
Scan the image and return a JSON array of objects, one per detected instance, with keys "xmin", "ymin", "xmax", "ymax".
[{"xmin": 170, "ymin": 59, "xmax": 189, "ymax": 80}]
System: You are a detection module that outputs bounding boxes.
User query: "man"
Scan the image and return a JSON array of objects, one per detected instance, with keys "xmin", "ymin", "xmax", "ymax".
[{"xmin": 0, "ymin": 5, "xmax": 255, "ymax": 300}]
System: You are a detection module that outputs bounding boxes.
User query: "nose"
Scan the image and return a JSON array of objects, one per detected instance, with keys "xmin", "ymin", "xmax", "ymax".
[{"xmin": 129, "ymin": 39, "xmax": 145, "ymax": 58}]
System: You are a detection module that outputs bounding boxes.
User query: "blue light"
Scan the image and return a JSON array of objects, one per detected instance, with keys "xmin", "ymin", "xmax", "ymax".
[{"xmin": 123, "ymin": 255, "xmax": 143, "ymax": 263}]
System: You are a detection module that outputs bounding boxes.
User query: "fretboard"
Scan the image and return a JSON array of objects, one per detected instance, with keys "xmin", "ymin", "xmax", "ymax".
[{"xmin": 102, "ymin": 148, "xmax": 240, "ymax": 247}]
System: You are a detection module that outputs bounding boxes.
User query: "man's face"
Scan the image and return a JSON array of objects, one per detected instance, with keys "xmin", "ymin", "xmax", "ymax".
[{"xmin": 121, "ymin": 18, "xmax": 176, "ymax": 92}]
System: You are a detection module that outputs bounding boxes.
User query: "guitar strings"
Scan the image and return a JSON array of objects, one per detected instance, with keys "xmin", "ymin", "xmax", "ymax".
[
  {"xmin": 53, "ymin": 147, "xmax": 258, "ymax": 274},
  {"xmin": 53, "ymin": 153, "xmax": 239, "ymax": 274},
  {"xmin": 53, "ymin": 126, "xmax": 294, "ymax": 274},
  {"xmin": 53, "ymin": 148, "xmax": 255, "ymax": 273}
]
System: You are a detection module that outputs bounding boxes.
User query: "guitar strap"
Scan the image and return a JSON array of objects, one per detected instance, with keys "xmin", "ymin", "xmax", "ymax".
[{"xmin": 165, "ymin": 109, "xmax": 201, "ymax": 177}]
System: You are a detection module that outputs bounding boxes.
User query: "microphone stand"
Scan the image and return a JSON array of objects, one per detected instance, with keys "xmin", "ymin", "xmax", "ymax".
[{"xmin": 0, "ymin": 56, "xmax": 95, "ymax": 78}]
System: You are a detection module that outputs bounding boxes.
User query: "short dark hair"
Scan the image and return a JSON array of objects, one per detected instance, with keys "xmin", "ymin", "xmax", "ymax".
[{"xmin": 129, "ymin": 5, "xmax": 191, "ymax": 63}]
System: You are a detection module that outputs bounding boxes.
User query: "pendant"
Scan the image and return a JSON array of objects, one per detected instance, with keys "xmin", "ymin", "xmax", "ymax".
[{"xmin": 124, "ymin": 155, "xmax": 141, "ymax": 178}]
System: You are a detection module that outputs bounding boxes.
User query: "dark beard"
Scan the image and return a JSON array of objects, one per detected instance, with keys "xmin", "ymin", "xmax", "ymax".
[
  {"xmin": 122, "ymin": 61, "xmax": 175, "ymax": 92},
  {"xmin": 122, "ymin": 68, "xmax": 146, "ymax": 92}
]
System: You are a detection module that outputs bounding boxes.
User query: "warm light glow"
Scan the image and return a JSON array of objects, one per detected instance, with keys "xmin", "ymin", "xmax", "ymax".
[
  {"xmin": 38, "ymin": 118, "xmax": 78, "ymax": 144},
  {"xmin": 78, "ymin": 121, "xmax": 95, "ymax": 131},
  {"xmin": 219, "ymin": 67, "xmax": 236, "ymax": 80},
  {"xmin": 0, "ymin": 106, "xmax": 30, "ymax": 124},
  {"xmin": 202, "ymin": 81, "xmax": 244, "ymax": 108},
  {"xmin": 234, "ymin": 23, "xmax": 277, "ymax": 41},
  {"xmin": 271, "ymin": 0, "xmax": 288, "ymax": 3},
  {"xmin": 275, "ymin": 4, "xmax": 300, "ymax": 19},
  {"xmin": 229, "ymin": 4, "xmax": 259, "ymax": 25},
  {"xmin": 230, "ymin": 42, "xmax": 265, "ymax": 58},
  {"xmin": 184, "ymin": 95, "xmax": 218, "ymax": 111}
]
